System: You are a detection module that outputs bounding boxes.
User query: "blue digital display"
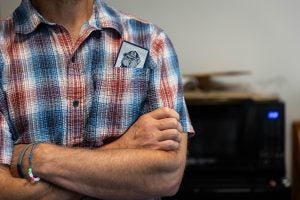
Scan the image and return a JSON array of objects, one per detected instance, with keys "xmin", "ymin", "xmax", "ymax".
[{"xmin": 267, "ymin": 111, "xmax": 279, "ymax": 120}]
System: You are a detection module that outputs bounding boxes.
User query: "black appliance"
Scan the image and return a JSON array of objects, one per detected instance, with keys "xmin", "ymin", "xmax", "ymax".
[{"xmin": 165, "ymin": 98, "xmax": 290, "ymax": 200}]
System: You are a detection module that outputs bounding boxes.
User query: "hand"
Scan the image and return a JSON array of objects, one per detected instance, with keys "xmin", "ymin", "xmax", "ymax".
[{"xmin": 105, "ymin": 107, "xmax": 183, "ymax": 151}]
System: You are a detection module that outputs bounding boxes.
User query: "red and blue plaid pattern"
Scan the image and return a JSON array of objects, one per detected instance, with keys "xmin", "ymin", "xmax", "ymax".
[{"xmin": 0, "ymin": 0, "xmax": 194, "ymax": 165}]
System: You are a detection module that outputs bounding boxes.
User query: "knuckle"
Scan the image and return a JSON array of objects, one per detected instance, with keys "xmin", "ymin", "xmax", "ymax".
[
  {"xmin": 162, "ymin": 107, "xmax": 171, "ymax": 113},
  {"xmin": 177, "ymin": 122, "xmax": 183, "ymax": 131},
  {"xmin": 166, "ymin": 140, "xmax": 178, "ymax": 150},
  {"xmin": 170, "ymin": 129, "xmax": 178, "ymax": 135},
  {"xmin": 175, "ymin": 132, "xmax": 181, "ymax": 142},
  {"xmin": 163, "ymin": 107, "xmax": 180, "ymax": 120},
  {"xmin": 169, "ymin": 118, "xmax": 178, "ymax": 127}
]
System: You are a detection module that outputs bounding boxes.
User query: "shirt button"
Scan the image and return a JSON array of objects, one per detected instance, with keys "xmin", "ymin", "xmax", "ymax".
[
  {"xmin": 71, "ymin": 56, "xmax": 76, "ymax": 63},
  {"xmin": 73, "ymin": 100, "xmax": 79, "ymax": 108}
]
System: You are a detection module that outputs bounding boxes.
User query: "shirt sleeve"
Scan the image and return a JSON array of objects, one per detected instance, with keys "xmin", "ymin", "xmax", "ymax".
[
  {"xmin": 0, "ymin": 50, "xmax": 13, "ymax": 165},
  {"xmin": 142, "ymin": 29, "xmax": 194, "ymax": 135}
]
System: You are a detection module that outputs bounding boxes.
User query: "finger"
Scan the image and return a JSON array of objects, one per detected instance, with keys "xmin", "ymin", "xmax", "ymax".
[
  {"xmin": 158, "ymin": 129, "xmax": 181, "ymax": 142},
  {"xmin": 149, "ymin": 107, "xmax": 180, "ymax": 121},
  {"xmin": 157, "ymin": 118, "xmax": 178, "ymax": 130},
  {"xmin": 158, "ymin": 140, "xmax": 180, "ymax": 151},
  {"xmin": 156, "ymin": 118, "xmax": 181, "ymax": 131},
  {"xmin": 178, "ymin": 122, "xmax": 183, "ymax": 133}
]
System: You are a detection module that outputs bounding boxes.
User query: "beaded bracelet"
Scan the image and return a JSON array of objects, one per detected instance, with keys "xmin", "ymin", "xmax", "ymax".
[
  {"xmin": 27, "ymin": 143, "xmax": 40, "ymax": 183},
  {"xmin": 17, "ymin": 143, "xmax": 35, "ymax": 178}
]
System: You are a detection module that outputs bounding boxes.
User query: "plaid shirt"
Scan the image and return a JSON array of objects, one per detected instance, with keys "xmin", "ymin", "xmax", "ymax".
[{"xmin": 0, "ymin": 0, "xmax": 194, "ymax": 165}]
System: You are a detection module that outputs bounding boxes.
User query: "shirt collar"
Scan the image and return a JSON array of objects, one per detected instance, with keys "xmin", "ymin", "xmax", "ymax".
[
  {"xmin": 90, "ymin": 0, "xmax": 123, "ymax": 35},
  {"xmin": 14, "ymin": 0, "xmax": 123, "ymax": 36},
  {"xmin": 13, "ymin": 0, "xmax": 46, "ymax": 34}
]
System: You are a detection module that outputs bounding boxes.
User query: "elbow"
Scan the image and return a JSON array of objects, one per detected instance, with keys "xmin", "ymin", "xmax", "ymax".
[
  {"xmin": 160, "ymin": 174, "xmax": 183, "ymax": 197},
  {"xmin": 147, "ymin": 157, "xmax": 186, "ymax": 197},
  {"xmin": 146, "ymin": 134, "xmax": 188, "ymax": 198},
  {"xmin": 148, "ymin": 167, "xmax": 184, "ymax": 197},
  {"xmin": 162, "ymin": 160, "xmax": 186, "ymax": 197}
]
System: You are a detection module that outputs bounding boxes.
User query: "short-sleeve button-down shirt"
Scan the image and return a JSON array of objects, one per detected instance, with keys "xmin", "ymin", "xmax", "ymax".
[{"xmin": 0, "ymin": 0, "xmax": 194, "ymax": 165}]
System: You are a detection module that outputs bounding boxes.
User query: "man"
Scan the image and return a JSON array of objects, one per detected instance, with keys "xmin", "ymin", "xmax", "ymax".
[{"xmin": 0, "ymin": 0, "xmax": 194, "ymax": 199}]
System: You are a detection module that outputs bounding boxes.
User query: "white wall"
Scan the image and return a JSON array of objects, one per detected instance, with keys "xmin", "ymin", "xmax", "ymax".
[
  {"xmin": 2, "ymin": 0, "xmax": 300, "ymax": 181},
  {"xmin": 0, "ymin": 0, "xmax": 20, "ymax": 19}
]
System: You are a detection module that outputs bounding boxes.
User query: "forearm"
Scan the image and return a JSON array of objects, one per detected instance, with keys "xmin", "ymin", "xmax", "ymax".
[
  {"xmin": 0, "ymin": 172, "xmax": 49, "ymax": 200},
  {"xmin": 0, "ymin": 165, "xmax": 69, "ymax": 200},
  {"xmin": 32, "ymin": 134, "xmax": 187, "ymax": 199}
]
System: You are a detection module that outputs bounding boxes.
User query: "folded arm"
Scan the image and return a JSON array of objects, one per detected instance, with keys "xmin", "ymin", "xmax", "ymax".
[
  {"xmin": 33, "ymin": 134, "xmax": 186, "ymax": 199},
  {"xmin": 9, "ymin": 107, "xmax": 187, "ymax": 200}
]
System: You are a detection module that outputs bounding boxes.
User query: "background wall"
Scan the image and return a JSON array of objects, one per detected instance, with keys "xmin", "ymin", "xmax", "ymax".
[
  {"xmin": 0, "ymin": 0, "xmax": 20, "ymax": 19},
  {"xmin": 1, "ymin": 0, "xmax": 300, "ymax": 181}
]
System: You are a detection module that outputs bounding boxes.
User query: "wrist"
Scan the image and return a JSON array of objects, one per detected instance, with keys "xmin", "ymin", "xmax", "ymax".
[
  {"xmin": 100, "ymin": 136, "xmax": 128, "ymax": 150},
  {"xmin": 31, "ymin": 143, "xmax": 54, "ymax": 178},
  {"xmin": 11, "ymin": 143, "xmax": 45, "ymax": 181},
  {"xmin": 15, "ymin": 144, "xmax": 34, "ymax": 178},
  {"xmin": 19, "ymin": 143, "xmax": 44, "ymax": 182}
]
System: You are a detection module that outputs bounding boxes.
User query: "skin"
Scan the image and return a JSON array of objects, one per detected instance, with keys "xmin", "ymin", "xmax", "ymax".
[
  {"xmin": 0, "ymin": 1, "xmax": 188, "ymax": 199},
  {"xmin": 3, "ymin": 107, "xmax": 187, "ymax": 199},
  {"xmin": 30, "ymin": 0, "xmax": 94, "ymax": 43}
]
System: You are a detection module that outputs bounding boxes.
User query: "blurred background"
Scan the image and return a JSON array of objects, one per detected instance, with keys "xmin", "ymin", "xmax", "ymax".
[{"xmin": 1, "ymin": 0, "xmax": 300, "ymax": 192}]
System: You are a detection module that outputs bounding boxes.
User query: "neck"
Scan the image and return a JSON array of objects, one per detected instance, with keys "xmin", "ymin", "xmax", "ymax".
[{"xmin": 31, "ymin": 0, "xmax": 94, "ymax": 42}]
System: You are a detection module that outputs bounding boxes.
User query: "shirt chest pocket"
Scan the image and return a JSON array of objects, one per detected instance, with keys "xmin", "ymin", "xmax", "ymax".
[
  {"xmin": 89, "ymin": 66, "xmax": 150, "ymax": 141},
  {"xmin": 95, "ymin": 67, "xmax": 150, "ymax": 103}
]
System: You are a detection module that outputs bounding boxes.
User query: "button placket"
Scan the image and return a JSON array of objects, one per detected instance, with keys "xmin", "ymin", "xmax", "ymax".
[{"xmin": 66, "ymin": 53, "xmax": 86, "ymax": 145}]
